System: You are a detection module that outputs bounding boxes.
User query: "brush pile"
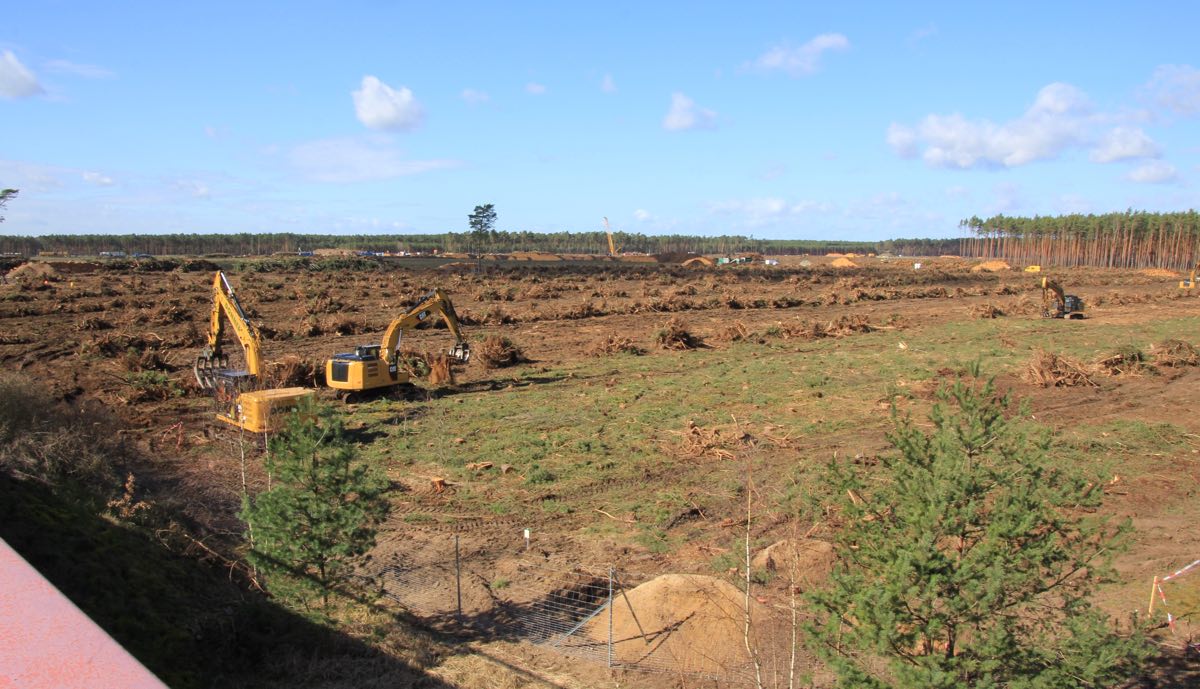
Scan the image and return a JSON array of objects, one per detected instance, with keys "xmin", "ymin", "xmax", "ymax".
[
  {"xmin": 670, "ymin": 420, "xmax": 744, "ymax": 461},
  {"xmin": 1095, "ymin": 347, "xmax": 1149, "ymax": 376},
  {"xmin": 785, "ymin": 314, "xmax": 876, "ymax": 339},
  {"xmin": 656, "ymin": 317, "xmax": 703, "ymax": 350},
  {"xmin": 475, "ymin": 335, "xmax": 526, "ymax": 369},
  {"xmin": 1152, "ymin": 339, "xmax": 1200, "ymax": 367},
  {"xmin": 588, "ymin": 335, "xmax": 644, "ymax": 356},
  {"xmin": 1024, "ymin": 350, "xmax": 1097, "ymax": 387},
  {"xmin": 264, "ymin": 354, "xmax": 320, "ymax": 387},
  {"xmin": 972, "ymin": 303, "xmax": 1005, "ymax": 319}
]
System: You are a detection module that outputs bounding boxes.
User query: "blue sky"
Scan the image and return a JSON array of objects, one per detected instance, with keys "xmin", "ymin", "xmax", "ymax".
[{"xmin": 2, "ymin": 2, "xmax": 1199, "ymax": 241}]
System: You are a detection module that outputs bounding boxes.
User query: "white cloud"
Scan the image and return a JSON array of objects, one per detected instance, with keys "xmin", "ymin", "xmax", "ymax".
[
  {"xmin": 908, "ymin": 24, "xmax": 938, "ymax": 45},
  {"xmin": 82, "ymin": 171, "xmax": 114, "ymax": 186},
  {"xmin": 352, "ymin": 76, "xmax": 424, "ymax": 131},
  {"xmin": 662, "ymin": 92, "xmax": 717, "ymax": 131},
  {"xmin": 175, "ymin": 179, "xmax": 211, "ymax": 198},
  {"xmin": 0, "ymin": 50, "xmax": 44, "ymax": 98},
  {"xmin": 1126, "ymin": 160, "xmax": 1178, "ymax": 184},
  {"xmin": 525, "ymin": 82, "xmax": 546, "ymax": 95},
  {"xmin": 1090, "ymin": 126, "xmax": 1160, "ymax": 162},
  {"xmin": 461, "ymin": 88, "xmax": 489, "ymax": 106},
  {"xmin": 887, "ymin": 82, "xmax": 1093, "ymax": 168},
  {"xmin": 706, "ymin": 197, "xmax": 831, "ymax": 227},
  {"xmin": 288, "ymin": 136, "xmax": 458, "ymax": 183},
  {"xmin": 601, "ymin": 74, "xmax": 617, "ymax": 93},
  {"xmin": 944, "ymin": 185, "xmax": 970, "ymax": 199},
  {"xmin": 44, "ymin": 59, "xmax": 114, "ymax": 79},
  {"xmin": 749, "ymin": 33, "xmax": 849, "ymax": 76},
  {"xmin": 633, "ymin": 209, "xmax": 652, "ymax": 221},
  {"xmin": 1144, "ymin": 64, "xmax": 1200, "ymax": 116}
]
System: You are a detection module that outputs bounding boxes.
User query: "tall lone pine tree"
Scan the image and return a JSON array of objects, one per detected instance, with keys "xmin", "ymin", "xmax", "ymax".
[{"xmin": 807, "ymin": 369, "xmax": 1149, "ymax": 688}]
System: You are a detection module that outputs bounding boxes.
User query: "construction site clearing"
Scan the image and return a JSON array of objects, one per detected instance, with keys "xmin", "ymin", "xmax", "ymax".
[{"xmin": 2, "ymin": 251, "xmax": 1199, "ymax": 687}]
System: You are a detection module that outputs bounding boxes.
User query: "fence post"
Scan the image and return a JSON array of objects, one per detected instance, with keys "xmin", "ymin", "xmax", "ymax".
[
  {"xmin": 455, "ymin": 534, "xmax": 462, "ymax": 623},
  {"xmin": 608, "ymin": 566, "xmax": 614, "ymax": 668}
]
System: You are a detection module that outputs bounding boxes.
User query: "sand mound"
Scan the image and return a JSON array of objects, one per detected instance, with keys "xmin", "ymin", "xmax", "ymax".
[
  {"xmin": 750, "ymin": 538, "xmax": 835, "ymax": 588},
  {"xmin": 582, "ymin": 574, "xmax": 770, "ymax": 675},
  {"xmin": 830, "ymin": 257, "xmax": 858, "ymax": 268},
  {"xmin": 971, "ymin": 260, "xmax": 1011, "ymax": 272},
  {"xmin": 1141, "ymin": 268, "xmax": 1178, "ymax": 278},
  {"xmin": 6, "ymin": 262, "xmax": 59, "ymax": 281}
]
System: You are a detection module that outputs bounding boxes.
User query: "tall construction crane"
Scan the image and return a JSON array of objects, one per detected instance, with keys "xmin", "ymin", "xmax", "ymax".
[{"xmin": 603, "ymin": 217, "xmax": 620, "ymax": 257}]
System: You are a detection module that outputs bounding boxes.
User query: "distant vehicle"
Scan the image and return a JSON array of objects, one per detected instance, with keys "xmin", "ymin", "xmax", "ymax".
[
  {"xmin": 99, "ymin": 251, "xmax": 127, "ymax": 258},
  {"xmin": 132, "ymin": 253, "xmax": 153, "ymax": 258},
  {"xmin": 298, "ymin": 251, "xmax": 314, "ymax": 257}
]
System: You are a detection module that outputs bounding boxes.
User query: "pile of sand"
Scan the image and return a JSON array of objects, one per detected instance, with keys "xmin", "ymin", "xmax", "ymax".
[
  {"xmin": 830, "ymin": 257, "xmax": 858, "ymax": 268},
  {"xmin": 582, "ymin": 574, "xmax": 771, "ymax": 675},
  {"xmin": 971, "ymin": 260, "xmax": 1011, "ymax": 272},
  {"xmin": 750, "ymin": 538, "xmax": 835, "ymax": 588},
  {"xmin": 5, "ymin": 262, "xmax": 58, "ymax": 281}
]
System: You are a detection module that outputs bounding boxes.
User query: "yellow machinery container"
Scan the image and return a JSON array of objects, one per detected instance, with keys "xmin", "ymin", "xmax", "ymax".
[{"xmin": 217, "ymin": 387, "xmax": 314, "ymax": 433}]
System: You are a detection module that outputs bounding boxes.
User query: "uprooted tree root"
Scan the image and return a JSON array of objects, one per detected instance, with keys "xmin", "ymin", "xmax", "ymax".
[
  {"xmin": 263, "ymin": 354, "xmax": 322, "ymax": 387},
  {"xmin": 972, "ymin": 303, "xmax": 1005, "ymax": 319},
  {"xmin": 1024, "ymin": 350, "xmax": 1097, "ymax": 388},
  {"xmin": 1152, "ymin": 339, "xmax": 1200, "ymax": 367},
  {"xmin": 475, "ymin": 335, "xmax": 527, "ymax": 369},
  {"xmin": 656, "ymin": 317, "xmax": 703, "ymax": 350},
  {"xmin": 783, "ymin": 314, "xmax": 877, "ymax": 340},
  {"xmin": 588, "ymin": 336, "xmax": 644, "ymax": 356},
  {"xmin": 1095, "ymin": 347, "xmax": 1150, "ymax": 376},
  {"xmin": 668, "ymin": 420, "xmax": 746, "ymax": 461}
]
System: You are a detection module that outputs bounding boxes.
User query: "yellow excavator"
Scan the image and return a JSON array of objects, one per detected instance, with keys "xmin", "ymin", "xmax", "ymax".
[
  {"xmin": 325, "ymin": 288, "xmax": 470, "ymax": 400},
  {"xmin": 194, "ymin": 271, "xmax": 313, "ymax": 432},
  {"xmin": 1180, "ymin": 263, "xmax": 1197, "ymax": 289},
  {"xmin": 1041, "ymin": 277, "xmax": 1085, "ymax": 319}
]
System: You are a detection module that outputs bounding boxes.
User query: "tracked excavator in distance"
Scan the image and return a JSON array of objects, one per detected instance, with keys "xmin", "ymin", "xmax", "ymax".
[
  {"xmin": 1041, "ymin": 277, "xmax": 1085, "ymax": 319},
  {"xmin": 325, "ymin": 288, "xmax": 470, "ymax": 401},
  {"xmin": 194, "ymin": 271, "xmax": 313, "ymax": 432}
]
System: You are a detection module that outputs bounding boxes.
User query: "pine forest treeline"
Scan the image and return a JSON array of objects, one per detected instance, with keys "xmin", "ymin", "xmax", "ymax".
[
  {"xmin": 0, "ymin": 231, "xmax": 878, "ymax": 258},
  {"xmin": 959, "ymin": 210, "xmax": 1200, "ymax": 269}
]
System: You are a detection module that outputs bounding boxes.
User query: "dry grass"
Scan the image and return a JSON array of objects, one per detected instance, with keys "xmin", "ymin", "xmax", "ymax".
[{"xmin": 263, "ymin": 354, "xmax": 321, "ymax": 387}]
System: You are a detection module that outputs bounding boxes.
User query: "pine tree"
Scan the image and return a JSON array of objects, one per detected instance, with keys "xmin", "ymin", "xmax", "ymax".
[
  {"xmin": 241, "ymin": 402, "xmax": 389, "ymax": 609},
  {"xmin": 806, "ymin": 369, "xmax": 1148, "ymax": 688}
]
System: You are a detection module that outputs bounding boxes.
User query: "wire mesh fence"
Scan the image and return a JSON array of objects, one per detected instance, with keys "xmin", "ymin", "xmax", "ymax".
[{"xmin": 375, "ymin": 533, "xmax": 791, "ymax": 683}]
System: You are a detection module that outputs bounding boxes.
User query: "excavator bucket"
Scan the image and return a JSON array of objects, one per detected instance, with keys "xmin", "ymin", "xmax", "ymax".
[
  {"xmin": 448, "ymin": 342, "xmax": 470, "ymax": 364},
  {"xmin": 193, "ymin": 347, "xmax": 228, "ymax": 390}
]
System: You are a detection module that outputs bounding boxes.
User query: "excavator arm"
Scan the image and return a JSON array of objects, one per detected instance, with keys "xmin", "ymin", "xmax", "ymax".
[
  {"xmin": 1041, "ymin": 277, "xmax": 1066, "ymax": 315},
  {"xmin": 194, "ymin": 271, "xmax": 265, "ymax": 389},
  {"xmin": 379, "ymin": 288, "xmax": 470, "ymax": 366}
]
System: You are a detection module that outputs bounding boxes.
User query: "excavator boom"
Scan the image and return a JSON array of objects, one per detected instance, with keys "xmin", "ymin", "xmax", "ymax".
[{"xmin": 194, "ymin": 271, "xmax": 264, "ymax": 389}]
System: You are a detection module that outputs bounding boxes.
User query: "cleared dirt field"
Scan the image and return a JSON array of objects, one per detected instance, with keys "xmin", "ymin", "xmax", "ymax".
[{"xmin": 4, "ymin": 255, "xmax": 1199, "ymax": 685}]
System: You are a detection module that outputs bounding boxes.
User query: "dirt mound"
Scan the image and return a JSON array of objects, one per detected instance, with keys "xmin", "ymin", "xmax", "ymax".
[
  {"xmin": 751, "ymin": 538, "xmax": 835, "ymax": 588},
  {"xmin": 830, "ymin": 257, "xmax": 858, "ymax": 268},
  {"xmin": 971, "ymin": 260, "xmax": 1011, "ymax": 272},
  {"xmin": 1141, "ymin": 268, "xmax": 1178, "ymax": 278},
  {"xmin": 475, "ymin": 335, "xmax": 526, "ymax": 369},
  {"xmin": 581, "ymin": 574, "xmax": 770, "ymax": 675},
  {"xmin": 6, "ymin": 262, "xmax": 59, "ymax": 282}
]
